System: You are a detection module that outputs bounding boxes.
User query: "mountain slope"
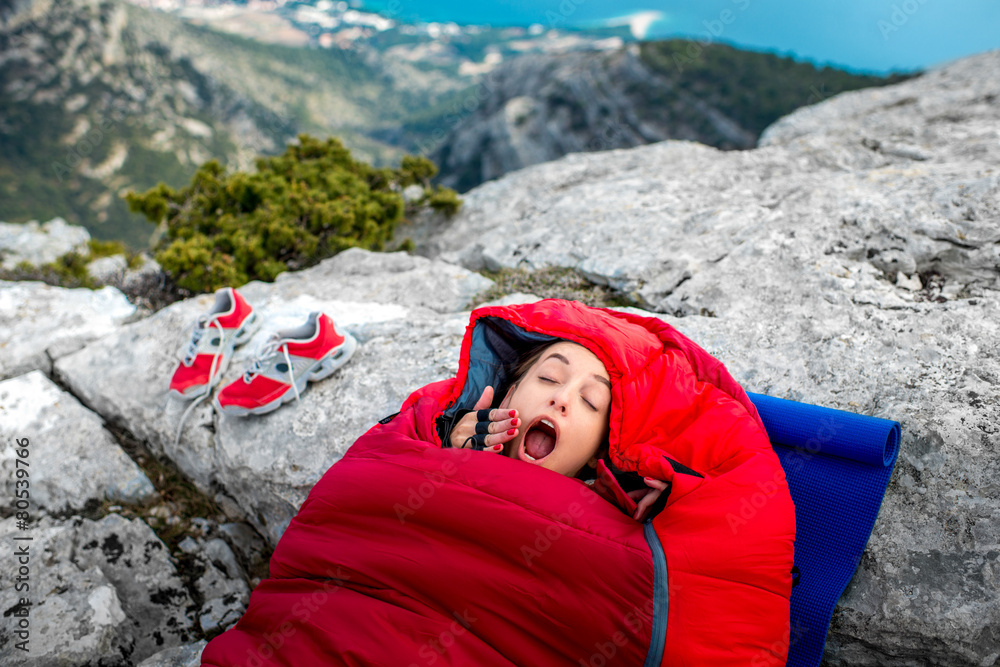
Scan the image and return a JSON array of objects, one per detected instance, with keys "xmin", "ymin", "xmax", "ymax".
[
  {"xmin": 0, "ymin": 0, "xmax": 907, "ymax": 249},
  {"xmin": 0, "ymin": 0, "xmax": 629, "ymax": 249},
  {"xmin": 428, "ymin": 41, "xmax": 910, "ymax": 192},
  {"xmin": 0, "ymin": 0, "xmax": 299, "ymax": 248}
]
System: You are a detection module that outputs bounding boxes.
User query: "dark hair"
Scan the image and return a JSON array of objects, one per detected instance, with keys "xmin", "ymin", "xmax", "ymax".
[{"xmin": 508, "ymin": 341, "xmax": 558, "ymax": 391}]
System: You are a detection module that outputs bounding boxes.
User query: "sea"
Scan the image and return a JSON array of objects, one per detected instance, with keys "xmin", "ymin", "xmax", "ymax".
[
  {"xmin": 358, "ymin": 0, "xmax": 678, "ymax": 40},
  {"xmin": 355, "ymin": 0, "xmax": 1000, "ymax": 73}
]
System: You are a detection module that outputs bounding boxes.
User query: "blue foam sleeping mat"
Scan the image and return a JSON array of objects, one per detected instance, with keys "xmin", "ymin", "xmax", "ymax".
[{"xmin": 747, "ymin": 392, "xmax": 901, "ymax": 667}]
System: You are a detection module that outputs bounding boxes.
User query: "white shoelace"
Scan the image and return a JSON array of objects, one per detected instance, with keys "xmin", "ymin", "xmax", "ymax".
[
  {"xmin": 174, "ymin": 316, "xmax": 226, "ymax": 449},
  {"xmin": 243, "ymin": 336, "xmax": 302, "ymax": 403}
]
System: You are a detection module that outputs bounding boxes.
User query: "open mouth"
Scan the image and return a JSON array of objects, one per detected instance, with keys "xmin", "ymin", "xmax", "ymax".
[{"xmin": 521, "ymin": 417, "xmax": 558, "ymax": 463}]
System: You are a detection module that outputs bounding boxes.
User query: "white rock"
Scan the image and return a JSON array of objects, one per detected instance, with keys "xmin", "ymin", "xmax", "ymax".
[
  {"xmin": 0, "ymin": 371, "xmax": 156, "ymax": 514},
  {"xmin": 170, "ymin": 536, "xmax": 251, "ymax": 635},
  {"xmin": 0, "ymin": 551, "xmax": 132, "ymax": 666},
  {"xmin": 242, "ymin": 247, "xmax": 493, "ymax": 314},
  {"xmin": 87, "ymin": 584, "xmax": 127, "ymax": 627},
  {"xmin": 137, "ymin": 641, "xmax": 207, "ymax": 667},
  {"xmin": 0, "ymin": 217, "xmax": 90, "ymax": 270},
  {"xmin": 0, "ymin": 514, "xmax": 193, "ymax": 665},
  {"xmin": 896, "ymin": 273, "xmax": 923, "ymax": 291},
  {"xmin": 72, "ymin": 513, "xmax": 198, "ymax": 659},
  {"xmin": 402, "ymin": 184, "xmax": 424, "ymax": 202},
  {"xmin": 0, "ymin": 281, "xmax": 136, "ymax": 380},
  {"xmin": 87, "ymin": 253, "xmax": 129, "ymax": 284}
]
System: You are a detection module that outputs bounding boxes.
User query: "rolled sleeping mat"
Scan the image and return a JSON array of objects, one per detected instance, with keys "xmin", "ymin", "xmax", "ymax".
[{"xmin": 747, "ymin": 392, "xmax": 901, "ymax": 667}]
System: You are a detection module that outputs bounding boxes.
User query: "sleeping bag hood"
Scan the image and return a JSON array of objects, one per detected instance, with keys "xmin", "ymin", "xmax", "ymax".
[{"xmin": 202, "ymin": 299, "xmax": 796, "ymax": 667}]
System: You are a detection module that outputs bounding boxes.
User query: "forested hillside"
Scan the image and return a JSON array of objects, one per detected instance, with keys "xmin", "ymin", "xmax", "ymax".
[
  {"xmin": 0, "ymin": 0, "xmax": 909, "ymax": 248},
  {"xmin": 428, "ymin": 40, "xmax": 911, "ymax": 192}
]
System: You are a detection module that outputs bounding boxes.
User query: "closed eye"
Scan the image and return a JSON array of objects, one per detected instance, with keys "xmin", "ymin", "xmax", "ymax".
[{"xmin": 583, "ymin": 398, "xmax": 597, "ymax": 411}]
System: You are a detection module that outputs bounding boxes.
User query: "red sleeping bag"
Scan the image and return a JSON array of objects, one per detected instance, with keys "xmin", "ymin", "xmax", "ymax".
[{"xmin": 202, "ymin": 299, "xmax": 796, "ymax": 666}]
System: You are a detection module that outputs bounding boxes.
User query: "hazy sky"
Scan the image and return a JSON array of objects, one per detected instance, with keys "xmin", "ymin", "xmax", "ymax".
[{"xmin": 365, "ymin": 0, "xmax": 1000, "ymax": 73}]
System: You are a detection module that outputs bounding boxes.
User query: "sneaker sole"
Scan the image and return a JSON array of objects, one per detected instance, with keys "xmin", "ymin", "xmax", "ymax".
[
  {"xmin": 169, "ymin": 311, "xmax": 263, "ymax": 399},
  {"xmin": 215, "ymin": 332, "xmax": 358, "ymax": 417}
]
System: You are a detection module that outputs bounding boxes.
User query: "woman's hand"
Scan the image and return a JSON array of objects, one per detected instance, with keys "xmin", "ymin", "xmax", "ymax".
[
  {"xmin": 449, "ymin": 386, "xmax": 520, "ymax": 453},
  {"xmin": 627, "ymin": 477, "xmax": 669, "ymax": 522}
]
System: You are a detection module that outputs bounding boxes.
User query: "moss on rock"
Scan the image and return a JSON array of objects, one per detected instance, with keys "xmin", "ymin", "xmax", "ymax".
[{"xmin": 471, "ymin": 267, "xmax": 632, "ymax": 309}]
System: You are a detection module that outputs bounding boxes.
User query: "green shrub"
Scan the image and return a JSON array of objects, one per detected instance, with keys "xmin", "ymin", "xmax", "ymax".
[
  {"xmin": 399, "ymin": 155, "xmax": 439, "ymax": 185},
  {"xmin": 87, "ymin": 239, "xmax": 128, "ymax": 258},
  {"xmin": 425, "ymin": 185, "xmax": 462, "ymax": 215},
  {"xmin": 125, "ymin": 134, "xmax": 461, "ymax": 293},
  {"xmin": 0, "ymin": 253, "xmax": 98, "ymax": 289}
]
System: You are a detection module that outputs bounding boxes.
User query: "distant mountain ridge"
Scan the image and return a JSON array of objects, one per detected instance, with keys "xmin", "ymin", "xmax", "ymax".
[
  {"xmin": 0, "ymin": 0, "xmax": 298, "ymax": 247},
  {"xmin": 429, "ymin": 41, "xmax": 910, "ymax": 192},
  {"xmin": 0, "ymin": 0, "xmax": 907, "ymax": 248},
  {"xmin": 0, "ymin": 0, "xmax": 631, "ymax": 248}
]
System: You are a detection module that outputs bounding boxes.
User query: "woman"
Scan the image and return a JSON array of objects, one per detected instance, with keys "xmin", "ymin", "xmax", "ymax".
[
  {"xmin": 202, "ymin": 299, "xmax": 795, "ymax": 666},
  {"xmin": 446, "ymin": 339, "xmax": 669, "ymax": 521}
]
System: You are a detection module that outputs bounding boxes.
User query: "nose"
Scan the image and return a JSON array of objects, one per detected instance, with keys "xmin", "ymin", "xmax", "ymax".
[{"xmin": 548, "ymin": 386, "xmax": 570, "ymax": 413}]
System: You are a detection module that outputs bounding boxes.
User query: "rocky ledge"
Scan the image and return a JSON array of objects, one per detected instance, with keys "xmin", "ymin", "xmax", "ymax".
[{"xmin": 2, "ymin": 50, "xmax": 998, "ymax": 666}]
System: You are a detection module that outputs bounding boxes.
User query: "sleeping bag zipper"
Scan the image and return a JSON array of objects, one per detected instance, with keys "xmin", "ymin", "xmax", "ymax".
[{"xmin": 643, "ymin": 521, "xmax": 668, "ymax": 667}]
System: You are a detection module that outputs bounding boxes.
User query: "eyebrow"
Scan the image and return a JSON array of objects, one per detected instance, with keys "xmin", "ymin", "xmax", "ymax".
[{"xmin": 542, "ymin": 352, "xmax": 613, "ymax": 390}]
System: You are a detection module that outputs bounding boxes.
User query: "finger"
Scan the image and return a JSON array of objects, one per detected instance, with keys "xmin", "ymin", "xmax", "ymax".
[
  {"xmin": 479, "ymin": 408, "xmax": 518, "ymax": 423},
  {"xmin": 485, "ymin": 442, "xmax": 505, "ymax": 454},
  {"xmin": 486, "ymin": 416, "xmax": 519, "ymax": 434},
  {"xmin": 634, "ymin": 487, "xmax": 665, "ymax": 521},
  {"xmin": 473, "ymin": 385, "xmax": 494, "ymax": 411},
  {"xmin": 484, "ymin": 427, "xmax": 519, "ymax": 449},
  {"xmin": 461, "ymin": 433, "xmax": 488, "ymax": 450},
  {"xmin": 643, "ymin": 477, "xmax": 669, "ymax": 490},
  {"xmin": 634, "ymin": 496, "xmax": 654, "ymax": 521}
]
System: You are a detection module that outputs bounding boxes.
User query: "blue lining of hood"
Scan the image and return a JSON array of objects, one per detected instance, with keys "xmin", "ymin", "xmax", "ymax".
[{"xmin": 440, "ymin": 317, "xmax": 559, "ymax": 438}]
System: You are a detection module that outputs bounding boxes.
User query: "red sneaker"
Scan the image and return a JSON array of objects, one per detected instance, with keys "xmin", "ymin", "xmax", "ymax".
[
  {"xmin": 169, "ymin": 287, "xmax": 261, "ymax": 399},
  {"xmin": 215, "ymin": 311, "xmax": 357, "ymax": 416}
]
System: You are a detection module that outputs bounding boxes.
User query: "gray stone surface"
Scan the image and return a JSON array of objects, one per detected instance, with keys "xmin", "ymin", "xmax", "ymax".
[
  {"xmin": 0, "ymin": 514, "xmax": 195, "ymax": 665},
  {"xmin": 139, "ymin": 640, "xmax": 208, "ymax": 667},
  {"xmin": 87, "ymin": 253, "xmax": 130, "ymax": 284},
  {"xmin": 0, "ymin": 280, "xmax": 136, "ymax": 380},
  {"xmin": 417, "ymin": 51, "xmax": 1000, "ymax": 666},
  {"xmin": 178, "ymin": 536, "xmax": 250, "ymax": 635},
  {"xmin": 0, "ymin": 217, "xmax": 90, "ymax": 270},
  {"xmin": 72, "ymin": 513, "xmax": 198, "ymax": 659},
  {"xmin": 216, "ymin": 521, "xmax": 269, "ymax": 583},
  {"xmin": 86, "ymin": 252, "xmax": 169, "ymax": 296},
  {"xmin": 238, "ymin": 246, "xmax": 493, "ymax": 314},
  {"xmin": 55, "ymin": 248, "xmax": 482, "ymax": 545},
  {"xmin": 0, "ymin": 515, "xmax": 132, "ymax": 665},
  {"xmin": 0, "ymin": 370, "xmax": 156, "ymax": 515},
  {"xmin": 136, "ymin": 641, "xmax": 207, "ymax": 667}
]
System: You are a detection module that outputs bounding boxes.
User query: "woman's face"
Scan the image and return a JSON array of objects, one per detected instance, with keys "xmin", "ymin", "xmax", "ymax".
[{"xmin": 500, "ymin": 342, "xmax": 612, "ymax": 477}]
